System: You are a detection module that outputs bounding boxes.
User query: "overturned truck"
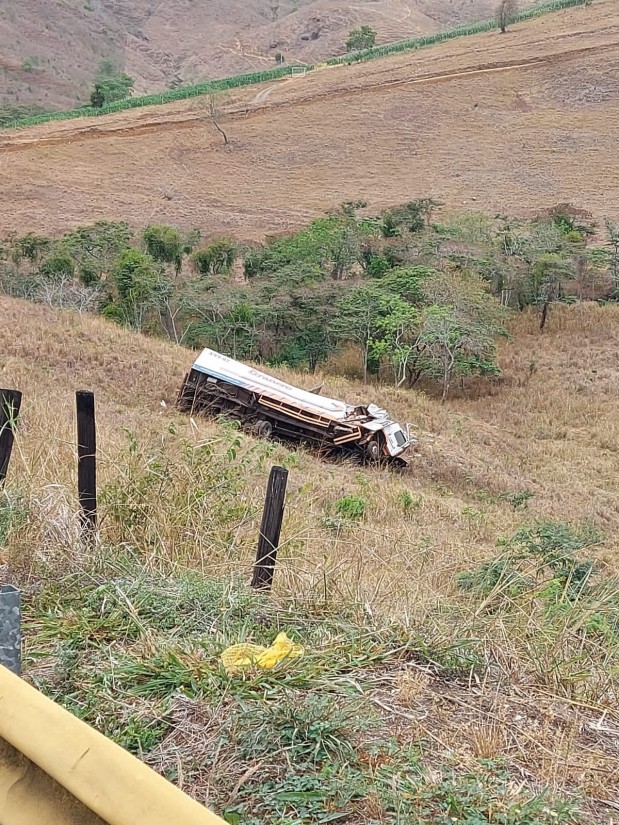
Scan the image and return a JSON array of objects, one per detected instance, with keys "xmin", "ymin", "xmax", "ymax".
[{"xmin": 178, "ymin": 349, "xmax": 415, "ymax": 465}]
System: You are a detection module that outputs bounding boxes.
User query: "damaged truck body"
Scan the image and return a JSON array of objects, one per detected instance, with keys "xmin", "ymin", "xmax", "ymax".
[{"xmin": 178, "ymin": 349, "xmax": 414, "ymax": 466}]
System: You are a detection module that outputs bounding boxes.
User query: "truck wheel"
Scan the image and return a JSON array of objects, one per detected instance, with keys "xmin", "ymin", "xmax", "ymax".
[
  {"xmin": 255, "ymin": 420, "xmax": 273, "ymax": 439},
  {"xmin": 365, "ymin": 439, "xmax": 381, "ymax": 462}
]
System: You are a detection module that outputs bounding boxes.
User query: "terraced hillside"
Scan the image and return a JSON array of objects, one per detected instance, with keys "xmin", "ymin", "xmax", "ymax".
[
  {"xmin": 0, "ymin": 0, "xmax": 536, "ymax": 110},
  {"xmin": 0, "ymin": 0, "xmax": 617, "ymax": 239}
]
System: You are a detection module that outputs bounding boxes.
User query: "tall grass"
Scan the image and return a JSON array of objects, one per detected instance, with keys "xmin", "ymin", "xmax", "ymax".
[{"xmin": 2, "ymin": 296, "xmax": 618, "ymax": 816}]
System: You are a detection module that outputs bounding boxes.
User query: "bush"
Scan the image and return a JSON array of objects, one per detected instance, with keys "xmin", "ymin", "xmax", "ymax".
[
  {"xmin": 0, "ymin": 103, "xmax": 50, "ymax": 127},
  {"xmin": 90, "ymin": 73, "xmax": 134, "ymax": 108},
  {"xmin": 452, "ymin": 521, "xmax": 619, "ymax": 701},
  {"xmin": 335, "ymin": 495, "xmax": 367, "ymax": 520},
  {"xmin": 21, "ymin": 56, "xmax": 40, "ymax": 72},
  {"xmin": 192, "ymin": 239, "xmax": 236, "ymax": 277}
]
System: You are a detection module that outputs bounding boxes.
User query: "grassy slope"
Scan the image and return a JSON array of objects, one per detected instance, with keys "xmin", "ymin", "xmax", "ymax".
[{"xmin": 1, "ymin": 296, "xmax": 618, "ymax": 821}]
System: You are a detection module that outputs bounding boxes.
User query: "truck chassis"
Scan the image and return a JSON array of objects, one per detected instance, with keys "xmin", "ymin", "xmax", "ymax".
[{"xmin": 177, "ymin": 368, "xmax": 407, "ymax": 466}]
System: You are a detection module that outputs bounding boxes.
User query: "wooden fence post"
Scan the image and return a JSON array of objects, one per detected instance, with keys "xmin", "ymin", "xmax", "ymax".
[
  {"xmin": 0, "ymin": 389, "xmax": 22, "ymax": 485},
  {"xmin": 251, "ymin": 466, "xmax": 289, "ymax": 590},
  {"xmin": 76, "ymin": 391, "xmax": 97, "ymax": 537}
]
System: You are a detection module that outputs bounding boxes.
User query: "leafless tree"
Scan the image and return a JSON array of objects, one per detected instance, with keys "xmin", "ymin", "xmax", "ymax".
[
  {"xmin": 496, "ymin": 0, "xmax": 519, "ymax": 33},
  {"xmin": 33, "ymin": 275, "xmax": 101, "ymax": 313},
  {"xmin": 206, "ymin": 92, "xmax": 229, "ymax": 146}
]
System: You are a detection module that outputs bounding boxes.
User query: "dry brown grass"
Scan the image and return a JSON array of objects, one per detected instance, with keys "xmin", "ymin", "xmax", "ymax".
[
  {"xmin": 2, "ymin": 296, "xmax": 619, "ymax": 818},
  {"xmin": 1, "ymin": 0, "xmax": 618, "ymax": 240},
  {"xmin": 2, "ymin": 295, "xmax": 618, "ymax": 599}
]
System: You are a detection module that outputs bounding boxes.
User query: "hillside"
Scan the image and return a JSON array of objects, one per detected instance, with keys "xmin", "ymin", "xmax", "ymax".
[
  {"xmin": 3, "ymin": 295, "xmax": 618, "ymax": 554},
  {"xmin": 1, "ymin": 295, "xmax": 618, "ymax": 821},
  {"xmin": 0, "ymin": 0, "xmax": 536, "ymax": 111},
  {"xmin": 0, "ymin": 0, "xmax": 617, "ymax": 240}
]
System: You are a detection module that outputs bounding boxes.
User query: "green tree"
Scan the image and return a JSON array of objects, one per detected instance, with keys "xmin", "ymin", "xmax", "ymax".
[
  {"xmin": 386, "ymin": 200, "xmax": 437, "ymax": 235},
  {"xmin": 245, "ymin": 214, "xmax": 373, "ymax": 282},
  {"xmin": 335, "ymin": 283, "xmax": 412, "ymax": 382},
  {"xmin": 33, "ymin": 247, "xmax": 102, "ymax": 311},
  {"xmin": 143, "ymin": 225, "xmax": 184, "ymax": 275},
  {"xmin": 418, "ymin": 271, "xmax": 505, "ymax": 402},
  {"xmin": 547, "ymin": 203, "xmax": 596, "ymax": 239},
  {"xmin": 179, "ymin": 285, "xmax": 262, "ymax": 359},
  {"xmin": 0, "ymin": 103, "xmax": 49, "ymax": 127},
  {"xmin": 346, "ymin": 25, "xmax": 377, "ymax": 52},
  {"xmin": 90, "ymin": 84, "xmax": 106, "ymax": 108},
  {"xmin": 368, "ymin": 296, "xmax": 421, "ymax": 386},
  {"xmin": 90, "ymin": 73, "xmax": 134, "ymax": 108},
  {"xmin": 39, "ymin": 249, "xmax": 75, "ymax": 283},
  {"xmin": 62, "ymin": 221, "xmax": 133, "ymax": 284},
  {"xmin": 605, "ymin": 219, "xmax": 619, "ymax": 293},
  {"xmin": 182, "ymin": 229, "xmax": 202, "ymax": 255},
  {"xmin": 110, "ymin": 250, "xmax": 170, "ymax": 331},
  {"xmin": 10, "ymin": 233, "xmax": 52, "ymax": 269},
  {"xmin": 529, "ymin": 253, "xmax": 573, "ymax": 331}
]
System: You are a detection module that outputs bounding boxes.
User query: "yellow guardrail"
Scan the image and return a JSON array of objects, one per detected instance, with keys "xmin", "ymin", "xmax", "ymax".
[{"xmin": 0, "ymin": 664, "xmax": 227, "ymax": 825}]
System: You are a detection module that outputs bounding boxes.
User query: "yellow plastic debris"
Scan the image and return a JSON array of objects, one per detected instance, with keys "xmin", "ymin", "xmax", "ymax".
[{"xmin": 221, "ymin": 632, "xmax": 304, "ymax": 675}]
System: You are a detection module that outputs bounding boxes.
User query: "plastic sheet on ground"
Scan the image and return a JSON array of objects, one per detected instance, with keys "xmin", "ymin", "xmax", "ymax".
[{"xmin": 220, "ymin": 632, "xmax": 304, "ymax": 675}]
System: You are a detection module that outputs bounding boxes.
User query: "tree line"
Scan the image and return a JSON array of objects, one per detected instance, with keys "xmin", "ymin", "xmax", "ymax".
[{"xmin": 1, "ymin": 201, "xmax": 616, "ymax": 401}]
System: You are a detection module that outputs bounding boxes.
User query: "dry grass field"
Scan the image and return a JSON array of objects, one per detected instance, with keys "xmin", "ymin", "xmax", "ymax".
[
  {"xmin": 1, "ymin": 295, "xmax": 618, "ymax": 819},
  {"xmin": 2, "ymin": 295, "xmax": 618, "ymax": 602},
  {"xmin": 1, "ymin": 0, "xmax": 618, "ymax": 241}
]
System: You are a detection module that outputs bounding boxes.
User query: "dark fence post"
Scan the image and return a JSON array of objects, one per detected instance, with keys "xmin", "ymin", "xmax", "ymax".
[
  {"xmin": 76, "ymin": 391, "xmax": 97, "ymax": 537},
  {"xmin": 251, "ymin": 466, "xmax": 289, "ymax": 590},
  {"xmin": 0, "ymin": 585, "xmax": 21, "ymax": 675},
  {"xmin": 0, "ymin": 389, "xmax": 22, "ymax": 485}
]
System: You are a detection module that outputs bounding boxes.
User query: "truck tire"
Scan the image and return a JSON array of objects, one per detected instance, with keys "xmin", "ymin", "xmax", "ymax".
[
  {"xmin": 255, "ymin": 420, "xmax": 273, "ymax": 439},
  {"xmin": 365, "ymin": 439, "xmax": 381, "ymax": 462}
]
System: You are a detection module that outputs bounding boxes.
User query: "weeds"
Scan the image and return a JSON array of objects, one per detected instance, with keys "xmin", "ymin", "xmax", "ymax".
[
  {"xmin": 0, "ymin": 490, "xmax": 28, "ymax": 547},
  {"xmin": 20, "ymin": 561, "xmax": 589, "ymax": 823},
  {"xmin": 398, "ymin": 490, "xmax": 423, "ymax": 514},
  {"xmin": 4, "ymin": 299, "xmax": 619, "ymax": 820},
  {"xmin": 323, "ymin": 494, "xmax": 368, "ymax": 530},
  {"xmin": 453, "ymin": 521, "xmax": 619, "ymax": 702},
  {"xmin": 100, "ymin": 430, "xmax": 260, "ymax": 563},
  {"xmin": 499, "ymin": 490, "xmax": 535, "ymax": 510},
  {"xmin": 374, "ymin": 761, "xmax": 580, "ymax": 824},
  {"xmin": 334, "ymin": 495, "xmax": 367, "ymax": 521}
]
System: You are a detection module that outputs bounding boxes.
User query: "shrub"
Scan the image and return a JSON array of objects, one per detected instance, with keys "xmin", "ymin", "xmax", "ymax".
[
  {"xmin": 335, "ymin": 495, "xmax": 367, "ymax": 520},
  {"xmin": 192, "ymin": 239, "xmax": 236, "ymax": 277}
]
